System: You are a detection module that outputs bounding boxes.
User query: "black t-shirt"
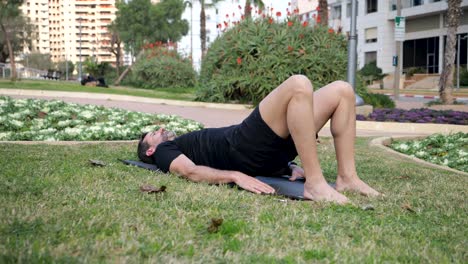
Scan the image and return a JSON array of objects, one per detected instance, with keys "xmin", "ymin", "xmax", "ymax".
[
  {"xmin": 152, "ymin": 108, "xmax": 298, "ymax": 176},
  {"xmin": 153, "ymin": 126, "xmax": 236, "ymax": 173}
]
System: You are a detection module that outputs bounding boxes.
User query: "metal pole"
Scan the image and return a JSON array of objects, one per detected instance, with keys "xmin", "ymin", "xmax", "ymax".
[
  {"xmin": 457, "ymin": 34, "xmax": 460, "ymax": 90},
  {"xmin": 65, "ymin": 52, "xmax": 69, "ymax": 81},
  {"xmin": 79, "ymin": 17, "xmax": 83, "ymax": 82},
  {"xmin": 190, "ymin": 1, "xmax": 193, "ymax": 64},
  {"xmin": 393, "ymin": 0, "xmax": 401, "ymax": 100},
  {"xmin": 346, "ymin": 0, "xmax": 363, "ymax": 105}
]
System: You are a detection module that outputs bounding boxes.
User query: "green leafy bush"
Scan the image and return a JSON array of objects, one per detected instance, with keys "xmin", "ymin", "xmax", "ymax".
[
  {"xmin": 132, "ymin": 42, "xmax": 196, "ymax": 89},
  {"xmin": 459, "ymin": 66, "xmax": 468, "ymax": 86},
  {"xmin": 405, "ymin": 67, "xmax": 425, "ymax": 79},
  {"xmin": 198, "ymin": 18, "xmax": 348, "ymax": 104},
  {"xmin": 360, "ymin": 93, "xmax": 395, "ymax": 108},
  {"xmin": 359, "ymin": 61, "xmax": 386, "ymax": 86}
]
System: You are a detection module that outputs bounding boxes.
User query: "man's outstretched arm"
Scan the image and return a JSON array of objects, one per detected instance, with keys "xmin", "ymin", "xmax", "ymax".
[{"xmin": 169, "ymin": 154, "xmax": 275, "ymax": 194}]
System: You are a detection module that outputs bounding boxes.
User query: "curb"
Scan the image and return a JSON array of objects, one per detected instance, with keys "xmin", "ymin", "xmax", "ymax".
[
  {"xmin": 0, "ymin": 89, "xmax": 252, "ymax": 111},
  {"xmin": 370, "ymin": 136, "xmax": 468, "ymax": 176},
  {"xmin": 383, "ymin": 93, "xmax": 468, "ymax": 102}
]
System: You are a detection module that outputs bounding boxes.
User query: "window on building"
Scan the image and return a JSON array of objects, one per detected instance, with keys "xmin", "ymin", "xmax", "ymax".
[
  {"xmin": 364, "ymin": 51, "xmax": 377, "ymax": 64},
  {"xmin": 331, "ymin": 5, "xmax": 341, "ymax": 20},
  {"xmin": 346, "ymin": 2, "xmax": 359, "ymax": 18},
  {"xmin": 365, "ymin": 27, "xmax": 377, "ymax": 43},
  {"xmin": 366, "ymin": 0, "xmax": 377, "ymax": 14}
]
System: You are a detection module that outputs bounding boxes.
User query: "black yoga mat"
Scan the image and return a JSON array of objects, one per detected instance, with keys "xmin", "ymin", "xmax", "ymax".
[{"xmin": 121, "ymin": 159, "xmax": 334, "ymax": 200}]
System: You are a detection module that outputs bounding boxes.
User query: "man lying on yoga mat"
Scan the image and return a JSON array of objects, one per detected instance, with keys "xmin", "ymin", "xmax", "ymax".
[{"xmin": 137, "ymin": 75, "xmax": 380, "ymax": 204}]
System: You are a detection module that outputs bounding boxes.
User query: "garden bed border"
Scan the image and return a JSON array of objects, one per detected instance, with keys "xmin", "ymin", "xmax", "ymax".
[{"xmin": 370, "ymin": 136, "xmax": 468, "ymax": 176}]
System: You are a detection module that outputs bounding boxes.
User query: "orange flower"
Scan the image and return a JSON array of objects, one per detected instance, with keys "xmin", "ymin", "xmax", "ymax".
[
  {"xmin": 276, "ymin": 11, "xmax": 281, "ymax": 17},
  {"xmin": 287, "ymin": 21, "xmax": 293, "ymax": 27},
  {"xmin": 302, "ymin": 21, "xmax": 308, "ymax": 27},
  {"xmin": 224, "ymin": 21, "xmax": 228, "ymax": 27},
  {"xmin": 316, "ymin": 15, "xmax": 321, "ymax": 23},
  {"xmin": 287, "ymin": 45, "xmax": 294, "ymax": 52},
  {"xmin": 328, "ymin": 28, "xmax": 335, "ymax": 34},
  {"xmin": 268, "ymin": 17, "xmax": 273, "ymax": 24},
  {"xmin": 237, "ymin": 57, "xmax": 242, "ymax": 65}
]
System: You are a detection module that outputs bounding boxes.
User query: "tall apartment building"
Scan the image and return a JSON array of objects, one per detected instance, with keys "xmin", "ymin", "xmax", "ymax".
[
  {"xmin": 20, "ymin": 0, "xmax": 118, "ymax": 66},
  {"xmin": 294, "ymin": 0, "xmax": 468, "ymax": 76}
]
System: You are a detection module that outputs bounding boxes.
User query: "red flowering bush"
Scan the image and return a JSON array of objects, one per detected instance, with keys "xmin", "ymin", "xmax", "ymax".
[
  {"xmin": 198, "ymin": 18, "xmax": 348, "ymax": 104},
  {"xmin": 131, "ymin": 42, "xmax": 196, "ymax": 89}
]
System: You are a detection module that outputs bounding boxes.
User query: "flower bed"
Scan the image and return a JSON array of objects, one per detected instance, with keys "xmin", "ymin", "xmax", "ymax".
[
  {"xmin": 390, "ymin": 133, "xmax": 468, "ymax": 173},
  {"xmin": 357, "ymin": 108, "xmax": 468, "ymax": 125},
  {"xmin": 0, "ymin": 96, "xmax": 204, "ymax": 141}
]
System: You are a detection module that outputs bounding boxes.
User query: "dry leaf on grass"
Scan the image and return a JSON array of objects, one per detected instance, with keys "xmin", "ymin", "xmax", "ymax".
[
  {"xmin": 89, "ymin": 159, "xmax": 106, "ymax": 167},
  {"xmin": 207, "ymin": 218, "xmax": 223, "ymax": 233},
  {"xmin": 401, "ymin": 203, "xmax": 416, "ymax": 213},
  {"xmin": 140, "ymin": 184, "xmax": 166, "ymax": 194}
]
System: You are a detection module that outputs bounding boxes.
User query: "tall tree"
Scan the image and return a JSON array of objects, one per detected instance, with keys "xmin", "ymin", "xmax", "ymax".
[
  {"xmin": 107, "ymin": 22, "xmax": 123, "ymax": 76},
  {"xmin": 113, "ymin": 0, "xmax": 189, "ymax": 85},
  {"xmin": 0, "ymin": 0, "xmax": 33, "ymax": 81},
  {"xmin": 439, "ymin": 0, "xmax": 463, "ymax": 104},
  {"xmin": 200, "ymin": 0, "xmax": 223, "ymax": 56},
  {"xmin": 318, "ymin": 0, "xmax": 328, "ymax": 26},
  {"xmin": 244, "ymin": 0, "xmax": 264, "ymax": 19}
]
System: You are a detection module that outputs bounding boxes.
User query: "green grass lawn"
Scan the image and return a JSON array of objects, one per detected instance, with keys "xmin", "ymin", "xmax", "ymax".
[
  {"xmin": 1, "ymin": 138, "xmax": 466, "ymax": 263},
  {"xmin": 0, "ymin": 79, "xmax": 196, "ymax": 101}
]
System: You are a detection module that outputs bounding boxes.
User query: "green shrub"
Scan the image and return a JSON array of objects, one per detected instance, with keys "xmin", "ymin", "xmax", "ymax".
[
  {"xmin": 459, "ymin": 66, "xmax": 468, "ymax": 86},
  {"xmin": 405, "ymin": 67, "xmax": 425, "ymax": 79},
  {"xmin": 198, "ymin": 18, "xmax": 348, "ymax": 105},
  {"xmin": 132, "ymin": 42, "xmax": 196, "ymax": 89},
  {"xmin": 359, "ymin": 61, "xmax": 386, "ymax": 85},
  {"xmin": 361, "ymin": 93, "xmax": 395, "ymax": 108}
]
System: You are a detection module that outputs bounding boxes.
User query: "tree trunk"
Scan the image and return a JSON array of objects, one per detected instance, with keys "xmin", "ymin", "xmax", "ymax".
[
  {"xmin": 113, "ymin": 49, "xmax": 143, "ymax": 86},
  {"xmin": 200, "ymin": 2, "xmax": 207, "ymax": 56},
  {"xmin": 318, "ymin": 0, "xmax": 328, "ymax": 26},
  {"xmin": 244, "ymin": 0, "xmax": 252, "ymax": 19},
  {"xmin": 0, "ymin": 23, "xmax": 16, "ymax": 81},
  {"xmin": 439, "ymin": 0, "xmax": 462, "ymax": 104}
]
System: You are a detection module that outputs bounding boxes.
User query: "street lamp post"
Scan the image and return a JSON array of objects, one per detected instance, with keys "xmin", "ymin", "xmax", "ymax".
[
  {"xmin": 346, "ymin": 0, "xmax": 364, "ymax": 105},
  {"xmin": 78, "ymin": 17, "xmax": 83, "ymax": 82}
]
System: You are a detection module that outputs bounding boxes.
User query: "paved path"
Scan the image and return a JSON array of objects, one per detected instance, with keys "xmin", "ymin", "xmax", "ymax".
[{"xmin": 2, "ymin": 89, "xmax": 466, "ymax": 137}]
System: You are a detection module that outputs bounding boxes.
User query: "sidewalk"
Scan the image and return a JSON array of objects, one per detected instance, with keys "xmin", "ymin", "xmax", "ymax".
[{"xmin": 1, "ymin": 89, "xmax": 466, "ymax": 137}]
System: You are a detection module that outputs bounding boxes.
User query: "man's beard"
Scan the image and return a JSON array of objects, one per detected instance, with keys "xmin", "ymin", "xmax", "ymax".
[{"xmin": 162, "ymin": 130, "xmax": 177, "ymax": 141}]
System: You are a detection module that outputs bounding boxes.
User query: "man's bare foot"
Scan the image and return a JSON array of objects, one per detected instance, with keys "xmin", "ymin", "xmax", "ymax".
[
  {"xmin": 303, "ymin": 182, "xmax": 349, "ymax": 204},
  {"xmin": 335, "ymin": 176, "xmax": 380, "ymax": 197}
]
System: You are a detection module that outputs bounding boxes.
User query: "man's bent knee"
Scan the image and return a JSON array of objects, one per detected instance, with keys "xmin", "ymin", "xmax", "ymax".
[
  {"xmin": 287, "ymin": 75, "xmax": 314, "ymax": 97},
  {"xmin": 332, "ymin": 80, "xmax": 355, "ymax": 100}
]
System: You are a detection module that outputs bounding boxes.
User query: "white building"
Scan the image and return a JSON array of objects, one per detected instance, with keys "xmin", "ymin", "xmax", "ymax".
[
  {"xmin": 20, "ymin": 0, "xmax": 118, "ymax": 65},
  {"xmin": 295, "ymin": 0, "xmax": 468, "ymax": 77}
]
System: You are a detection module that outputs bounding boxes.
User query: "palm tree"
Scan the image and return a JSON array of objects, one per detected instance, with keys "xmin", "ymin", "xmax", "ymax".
[
  {"xmin": 318, "ymin": 0, "xmax": 328, "ymax": 26},
  {"xmin": 439, "ymin": 0, "xmax": 463, "ymax": 104},
  {"xmin": 244, "ymin": 0, "xmax": 265, "ymax": 19},
  {"xmin": 200, "ymin": 0, "xmax": 223, "ymax": 56}
]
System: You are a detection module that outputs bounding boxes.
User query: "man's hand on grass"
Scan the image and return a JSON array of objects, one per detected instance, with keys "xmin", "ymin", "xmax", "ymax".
[
  {"xmin": 290, "ymin": 165, "xmax": 304, "ymax": 181},
  {"xmin": 233, "ymin": 173, "xmax": 275, "ymax": 194}
]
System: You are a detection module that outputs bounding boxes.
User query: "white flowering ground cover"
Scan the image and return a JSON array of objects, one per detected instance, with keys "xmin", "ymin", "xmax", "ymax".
[
  {"xmin": 0, "ymin": 96, "xmax": 203, "ymax": 141},
  {"xmin": 390, "ymin": 133, "xmax": 468, "ymax": 173}
]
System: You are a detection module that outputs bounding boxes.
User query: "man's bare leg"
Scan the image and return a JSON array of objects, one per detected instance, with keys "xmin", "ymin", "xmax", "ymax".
[
  {"xmin": 259, "ymin": 75, "xmax": 349, "ymax": 203},
  {"xmin": 313, "ymin": 81, "xmax": 380, "ymax": 196}
]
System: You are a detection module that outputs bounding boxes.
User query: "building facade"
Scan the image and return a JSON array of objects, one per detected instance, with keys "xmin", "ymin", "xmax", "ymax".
[
  {"xmin": 20, "ymin": 0, "xmax": 118, "ymax": 66},
  {"xmin": 294, "ymin": 0, "xmax": 468, "ymax": 75}
]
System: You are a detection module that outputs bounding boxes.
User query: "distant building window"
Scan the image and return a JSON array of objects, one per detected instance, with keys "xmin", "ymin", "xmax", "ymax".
[
  {"xmin": 364, "ymin": 51, "xmax": 377, "ymax": 64},
  {"xmin": 331, "ymin": 5, "xmax": 341, "ymax": 20},
  {"xmin": 366, "ymin": 0, "xmax": 377, "ymax": 14},
  {"xmin": 365, "ymin": 27, "xmax": 377, "ymax": 43}
]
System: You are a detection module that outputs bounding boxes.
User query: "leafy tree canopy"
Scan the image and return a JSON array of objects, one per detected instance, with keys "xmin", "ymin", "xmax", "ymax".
[{"xmin": 114, "ymin": 0, "xmax": 189, "ymax": 55}]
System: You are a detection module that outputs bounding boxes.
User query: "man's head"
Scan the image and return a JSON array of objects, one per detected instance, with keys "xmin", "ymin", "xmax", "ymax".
[{"xmin": 137, "ymin": 128, "xmax": 176, "ymax": 164}]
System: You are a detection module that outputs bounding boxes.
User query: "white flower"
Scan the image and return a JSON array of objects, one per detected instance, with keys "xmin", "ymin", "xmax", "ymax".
[
  {"xmin": 9, "ymin": 120, "xmax": 24, "ymax": 129},
  {"xmin": 0, "ymin": 132, "xmax": 11, "ymax": 140},
  {"xmin": 397, "ymin": 143, "xmax": 409, "ymax": 151}
]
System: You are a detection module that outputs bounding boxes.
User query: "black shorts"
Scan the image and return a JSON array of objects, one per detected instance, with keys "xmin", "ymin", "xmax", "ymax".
[{"xmin": 224, "ymin": 107, "xmax": 298, "ymax": 176}]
